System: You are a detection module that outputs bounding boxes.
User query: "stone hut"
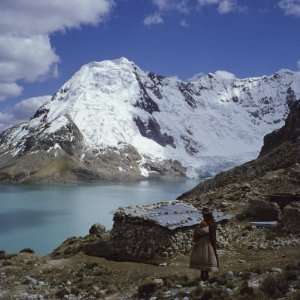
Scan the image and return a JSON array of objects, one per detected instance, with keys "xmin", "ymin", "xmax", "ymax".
[
  {"xmin": 111, "ymin": 200, "xmax": 229, "ymax": 262},
  {"xmin": 246, "ymin": 193, "xmax": 300, "ymax": 233}
]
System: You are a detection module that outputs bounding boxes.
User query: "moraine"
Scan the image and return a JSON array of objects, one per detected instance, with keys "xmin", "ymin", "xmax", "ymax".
[{"xmin": 0, "ymin": 179, "xmax": 198, "ymax": 254}]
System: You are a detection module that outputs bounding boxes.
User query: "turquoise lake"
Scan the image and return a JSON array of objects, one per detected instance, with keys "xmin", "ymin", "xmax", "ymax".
[{"xmin": 0, "ymin": 179, "xmax": 198, "ymax": 255}]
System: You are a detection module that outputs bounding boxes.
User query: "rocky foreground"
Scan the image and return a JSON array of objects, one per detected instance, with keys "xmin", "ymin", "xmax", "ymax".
[{"xmin": 1, "ymin": 221, "xmax": 300, "ymax": 300}]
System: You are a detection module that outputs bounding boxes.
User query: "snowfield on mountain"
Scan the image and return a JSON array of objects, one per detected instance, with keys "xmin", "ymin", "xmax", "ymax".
[{"xmin": 0, "ymin": 57, "xmax": 299, "ymax": 183}]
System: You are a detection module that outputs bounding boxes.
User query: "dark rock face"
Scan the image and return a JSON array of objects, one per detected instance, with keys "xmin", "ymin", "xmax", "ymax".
[
  {"xmin": 232, "ymin": 96, "xmax": 239, "ymax": 103},
  {"xmin": 286, "ymin": 87, "xmax": 298, "ymax": 108},
  {"xmin": 46, "ymin": 120, "xmax": 84, "ymax": 156},
  {"xmin": 134, "ymin": 95, "xmax": 160, "ymax": 114},
  {"xmin": 147, "ymin": 72, "xmax": 164, "ymax": 99},
  {"xmin": 9, "ymin": 117, "xmax": 84, "ymax": 157},
  {"xmin": 0, "ymin": 124, "xmax": 25, "ymax": 153},
  {"xmin": 142, "ymin": 159, "xmax": 187, "ymax": 177},
  {"xmin": 32, "ymin": 107, "xmax": 49, "ymax": 120},
  {"xmin": 178, "ymin": 82, "xmax": 197, "ymax": 109},
  {"xmin": 134, "ymin": 72, "xmax": 160, "ymax": 114},
  {"xmin": 81, "ymin": 145, "xmax": 143, "ymax": 181},
  {"xmin": 181, "ymin": 135, "xmax": 199, "ymax": 155},
  {"xmin": 148, "ymin": 72, "xmax": 165, "ymax": 83},
  {"xmin": 260, "ymin": 101, "xmax": 300, "ymax": 157},
  {"xmin": 134, "ymin": 116, "xmax": 175, "ymax": 148}
]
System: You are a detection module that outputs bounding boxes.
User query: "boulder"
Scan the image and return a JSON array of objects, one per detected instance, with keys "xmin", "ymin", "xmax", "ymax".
[
  {"xmin": 0, "ymin": 250, "xmax": 6, "ymax": 259},
  {"xmin": 83, "ymin": 240, "xmax": 114, "ymax": 258},
  {"xmin": 282, "ymin": 203, "xmax": 300, "ymax": 233},
  {"xmin": 89, "ymin": 223, "xmax": 106, "ymax": 237},
  {"xmin": 19, "ymin": 248, "xmax": 35, "ymax": 254},
  {"xmin": 51, "ymin": 232, "xmax": 113, "ymax": 259},
  {"xmin": 246, "ymin": 199, "xmax": 282, "ymax": 221}
]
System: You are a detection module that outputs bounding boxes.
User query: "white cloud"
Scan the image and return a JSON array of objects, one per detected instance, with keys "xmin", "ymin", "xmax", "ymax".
[
  {"xmin": 198, "ymin": 0, "xmax": 239, "ymax": 14},
  {"xmin": 152, "ymin": 0, "xmax": 171, "ymax": 11},
  {"xmin": 0, "ymin": 0, "xmax": 113, "ymax": 101},
  {"xmin": 198, "ymin": 0, "xmax": 219, "ymax": 5},
  {"xmin": 297, "ymin": 60, "xmax": 300, "ymax": 69},
  {"xmin": 0, "ymin": 83, "xmax": 23, "ymax": 101},
  {"xmin": 145, "ymin": 0, "xmax": 190, "ymax": 26},
  {"xmin": 145, "ymin": 0, "xmax": 244, "ymax": 26},
  {"xmin": 0, "ymin": 0, "xmax": 113, "ymax": 36},
  {"xmin": 0, "ymin": 95, "xmax": 51, "ymax": 132},
  {"xmin": 152, "ymin": 0, "xmax": 190, "ymax": 13},
  {"xmin": 180, "ymin": 19, "xmax": 189, "ymax": 27},
  {"xmin": 278, "ymin": 0, "xmax": 300, "ymax": 16},
  {"xmin": 218, "ymin": 0, "xmax": 236, "ymax": 13},
  {"xmin": 0, "ymin": 35, "xmax": 59, "ymax": 84},
  {"xmin": 144, "ymin": 13, "xmax": 164, "ymax": 25}
]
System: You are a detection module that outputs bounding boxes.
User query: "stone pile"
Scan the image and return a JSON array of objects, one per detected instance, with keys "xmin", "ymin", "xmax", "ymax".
[
  {"xmin": 217, "ymin": 223, "xmax": 300, "ymax": 251},
  {"xmin": 51, "ymin": 224, "xmax": 112, "ymax": 259}
]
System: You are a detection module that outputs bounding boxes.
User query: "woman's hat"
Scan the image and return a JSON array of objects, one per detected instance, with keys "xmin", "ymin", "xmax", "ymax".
[
  {"xmin": 202, "ymin": 207, "xmax": 211, "ymax": 215},
  {"xmin": 202, "ymin": 207, "xmax": 214, "ymax": 220}
]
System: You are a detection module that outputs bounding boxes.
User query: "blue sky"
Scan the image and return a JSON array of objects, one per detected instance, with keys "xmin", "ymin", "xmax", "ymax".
[{"xmin": 0, "ymin": 0, "xmax": 300, "ymax": 130}]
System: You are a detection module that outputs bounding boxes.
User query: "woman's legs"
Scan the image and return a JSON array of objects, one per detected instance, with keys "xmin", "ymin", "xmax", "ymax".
[
  {"xmin": 201, "ymin": 271, "xmax": 205, "ymax": 281},
  {"xmin": 205, "ymin": 271, "xmax": 209, "ymax": 280},
  {"xmin": 201, "ymin": 270, "xmax": 209, "ymax": 281}
]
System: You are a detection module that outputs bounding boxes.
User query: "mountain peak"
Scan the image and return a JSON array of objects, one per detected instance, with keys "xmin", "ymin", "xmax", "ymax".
[
  {"xmin": 1, "ymin": 61, "xmax": 300, "ymax": 183},
  {"xmin": 84, "ymin": 57, "xmax": 136, "ymax": 70}
]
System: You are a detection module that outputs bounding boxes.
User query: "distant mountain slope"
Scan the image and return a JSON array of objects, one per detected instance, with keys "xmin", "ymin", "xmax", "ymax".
[
  {"xmin": 178, "ymin": 101, "xmax": 300, "ymax": 210},
  {"xmin": 0, "ymin": 58, "xmax": 299, "ymax": 183}
]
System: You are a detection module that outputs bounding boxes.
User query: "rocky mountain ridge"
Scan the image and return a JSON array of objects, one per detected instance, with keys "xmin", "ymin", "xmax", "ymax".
[{"xmin": 0, "ymin": 58, "xmax": 300, "ymax": 183}]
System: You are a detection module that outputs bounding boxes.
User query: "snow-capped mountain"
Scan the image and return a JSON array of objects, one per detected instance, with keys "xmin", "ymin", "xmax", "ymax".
[{"xmin": 0, "ymin": 57, "xmax": 299, "ymax": 183}]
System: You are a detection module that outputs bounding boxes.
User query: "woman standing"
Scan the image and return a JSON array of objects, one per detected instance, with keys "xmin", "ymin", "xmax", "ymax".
[{"xmin": 190, "ymin": 208, "xmax": 219, "ymax": 281}]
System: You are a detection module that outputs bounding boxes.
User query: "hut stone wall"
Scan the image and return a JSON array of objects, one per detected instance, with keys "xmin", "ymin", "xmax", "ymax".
[{"xmin": 111, "ymin": 216, "xmax": 194, "ymax": 261}]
